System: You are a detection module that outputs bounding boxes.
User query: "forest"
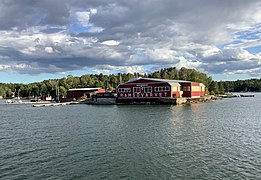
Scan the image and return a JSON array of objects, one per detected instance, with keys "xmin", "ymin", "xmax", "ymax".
[{"xmin": 0, "ymin": 67, "xmax": 260, "ymax": 98}]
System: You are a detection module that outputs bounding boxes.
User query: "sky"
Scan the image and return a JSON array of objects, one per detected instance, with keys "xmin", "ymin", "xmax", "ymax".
[{"xmin": 0, "ymin": 0, "xmax": 261, "ymax": 83}]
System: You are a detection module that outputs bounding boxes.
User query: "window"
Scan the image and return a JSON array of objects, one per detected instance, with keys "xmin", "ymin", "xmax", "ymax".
[
  {"xmin": 133, "ymin": 87, "xmax": 140, "ymax": 93},
  {"xmin": 155, "ymin": 86, "xmax": 170, "ymax": 92},
  {"xmin": 124, "ymin": 88, "xmax": 131, "ymax": 92},
  {"xmin": 144, "ymin": 87, "xmax": 152, "ymax": 93},
  {"xmin": 183, "ymin": 86, "xmax": 191, "ymax": 91},
  {"xmin": 165, "ymin": 86, "xmax": 170, "ymax": 91},
  {"xmin": 155, "ymin": 87, "xmax": 161, "ymax": 92},
  {"xmin": 118, "ymin": 88, "xmax": 131, "ymax": 93}
]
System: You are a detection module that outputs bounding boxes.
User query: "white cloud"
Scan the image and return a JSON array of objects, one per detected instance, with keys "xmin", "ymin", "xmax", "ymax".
[
  {"xmin": 146, "ymin": 48, "xmax": 177, "ymax": 60},
  {"xmin": 226, "ymin": 40, "xmax": 261, "ymax": 49},
  {"xmin": 45, "ymin": 47, "xmax": 54, "ymax": 53},
  {"xmin": 90, "ymin": 8, "xmax": 97, "ymax": 15},
  {"xmin": 204, "ymin": 48, "xmax": 257, "ymax": 62},
  {"xmin": 101, "ymin": 40, "xmax": 120, "ymax": 46},
  {"xmin": 175, "ymin": 57, "xmax": 201, "ymax": 70},
  {"xmin": 58, "ymin": 71, "xmax": 66, "ymax": 75},
  {"xmin": 74, "ymin": 9, "xmax": 98, "ymax": 28},
  {"xmin": 0, "ymin": 64, "xmax": 11, "ymax": 70},
  {"xmin": 92, "ymin": 65, "xmax": 146, "ymax": 74},
  {"xmin": 15, "ymin": 63, "xmax": 30, "ymax": 69},
  {"xmin": 76, "ymin": 11, "xmax": 90, "ymax": 27}
]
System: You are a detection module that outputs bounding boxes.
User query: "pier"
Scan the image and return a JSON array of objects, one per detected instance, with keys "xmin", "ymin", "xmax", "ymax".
[
  {"xmin": 32, "ymin": 101, "xmax": 81, "ymax": 107},
  {"xmin": 219, "ymin": 94, "xmax": 255, "ymax": 98}
]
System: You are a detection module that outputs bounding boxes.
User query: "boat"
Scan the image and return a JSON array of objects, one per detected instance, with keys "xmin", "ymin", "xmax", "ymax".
[
  {"xmin": 91, "ymin": 92, "xmax": 116, "ymax": 105},
  {"xmin": 5, "ymin": 97, "xmax": 23, "ymax": 104}
]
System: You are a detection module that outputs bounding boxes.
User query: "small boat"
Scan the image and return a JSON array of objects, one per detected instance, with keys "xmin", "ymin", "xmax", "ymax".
[
  {"xmin": 91, "ymin": 92, "xmax": 116, "ymax": 105},
  {"xmin": 5, "ymin": 97, "xmax": 22, "ymax": 104}
]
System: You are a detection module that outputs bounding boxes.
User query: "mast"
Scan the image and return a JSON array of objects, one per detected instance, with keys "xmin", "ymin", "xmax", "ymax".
[
  {"xmin": 119, "ymin": 73, "xmax": 122, "ymax": 84},
  {"xmin": 56, "ymin": 81, "xmax": 60, "ymax": 102}
]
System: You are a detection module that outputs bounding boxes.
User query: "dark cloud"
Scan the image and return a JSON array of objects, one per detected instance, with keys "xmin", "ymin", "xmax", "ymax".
[
  {"xmin": 0, "ymin": 0, "xmax": 260, "ymax": 76},
  {"xmin": 200, "ymin": 59, "xmax": 260, "ymax": 74},
  {"xmin": 0, "ymin": 0, "xmax": 73, "ymax": 30}
]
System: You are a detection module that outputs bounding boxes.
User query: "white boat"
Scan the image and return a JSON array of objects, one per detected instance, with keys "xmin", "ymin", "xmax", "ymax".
[{"xmin": 5, "ymin": 97, "xmax": 23, "ymax": 104}]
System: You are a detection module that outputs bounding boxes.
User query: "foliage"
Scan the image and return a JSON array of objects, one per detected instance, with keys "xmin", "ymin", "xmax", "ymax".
[
  {"xmin": 1, "ymin": 67, "xmax": 259, "ymax": 98},
  {"xmin": 220, "ymin": 79, "xmax": 261, "ymax": 92}
]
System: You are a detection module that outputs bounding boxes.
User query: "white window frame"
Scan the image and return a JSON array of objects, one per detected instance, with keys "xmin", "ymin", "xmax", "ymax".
[
  {"xmin": 165, "ymin": 86, "xmax": 170, "ymax": 91},
  {"xmin": 124, "ymin": 88, "xmax": 131, "ymax": 92},
  {"xmin": 155, "ymin": 86, "xmax": 170, "ymax": 92},
  {"xmin": 144, "ymin": 86, "xmax": 152, "ymax": 93},
  {"xmin": 118, "ymin": 88, "xmax": 131, "ymax": 93},
  {"xmin": 133, "ymin": 87, "xmax": 140, "ymax": 93},
  {"xmin": 183, "ymin": 86, "xmax": 191, "ymax": 91}
]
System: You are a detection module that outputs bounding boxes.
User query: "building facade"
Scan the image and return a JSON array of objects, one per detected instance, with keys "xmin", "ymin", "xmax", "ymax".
[
  {"xmin": 67, "ymin": 88, "xmax": 105, "ymax": 99},
  {"xmin": 116, "ymin": 78, "xmax": 205, "ymax": 103},
  {"xmin": 179, "ymin": 82, "xmax": 205, "ymax": 98}
]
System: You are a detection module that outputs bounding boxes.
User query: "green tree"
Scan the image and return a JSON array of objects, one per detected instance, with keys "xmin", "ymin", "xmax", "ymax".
[
  {"xmin": 59, "ymin": 86, "xmax": 67, "ymax": 97},
  {"xmin": 5, "ymin": 88, "xmax": 12, "ymax": 97},
  {"xmin": 0, "ymin": 86, "xmax": 6, "ymax": 97},
  {"xmin": 218, "ymin": 82, "xmax": 225, "ymax": 94},
  {"xmin": 209, "ymin": 81, "xmax": 219, "ymax": 95}
]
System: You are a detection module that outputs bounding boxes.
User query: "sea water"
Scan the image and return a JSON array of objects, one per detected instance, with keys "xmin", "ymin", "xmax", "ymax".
[{"xmin": 0, "ymin": 93, "xmax": 261, "ymax": 179}]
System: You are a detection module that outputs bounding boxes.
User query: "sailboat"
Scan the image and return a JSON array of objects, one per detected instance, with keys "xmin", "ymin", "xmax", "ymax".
[{"xmin": 5, "ymin": 90, "xmax": 23, "ymax": 104}]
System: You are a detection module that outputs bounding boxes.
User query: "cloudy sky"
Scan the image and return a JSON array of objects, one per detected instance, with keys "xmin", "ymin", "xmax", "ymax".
[{"xmin": 0, "ymin": 0, "xmax": 261, "ymax": 83}]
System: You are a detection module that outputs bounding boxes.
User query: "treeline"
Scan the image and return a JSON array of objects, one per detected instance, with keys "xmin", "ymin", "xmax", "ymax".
[
  {"xmin": 0, "ymin": 67, "xmax": 260, "ymax": 98},
  {"xmin": 218, "ymin": 79, "xmax": 261, "ymax": 93}
]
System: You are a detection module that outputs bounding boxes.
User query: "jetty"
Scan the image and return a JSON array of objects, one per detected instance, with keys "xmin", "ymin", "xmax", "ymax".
[
  {"xmin": 240, "ymin": 94, "xmax": 255, "ymax": 97},
  {"xmin": 219, "ymin": 94, "xmax": 255, "ymax": 98},
  {"xmin": 32, "ymin": 101, "xmax": 81, "ymax": 107}
]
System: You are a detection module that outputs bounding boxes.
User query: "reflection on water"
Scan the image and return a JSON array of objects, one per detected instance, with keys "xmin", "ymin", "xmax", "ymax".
[{"xmin": 0, "ymin": 94, "xmax": 261, "ymax": 179}]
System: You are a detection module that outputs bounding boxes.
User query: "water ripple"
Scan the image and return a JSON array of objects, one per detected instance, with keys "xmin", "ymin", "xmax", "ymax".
[{"xmin": 0, "ymin": 95, "xmax": 261, "ymax": 179}]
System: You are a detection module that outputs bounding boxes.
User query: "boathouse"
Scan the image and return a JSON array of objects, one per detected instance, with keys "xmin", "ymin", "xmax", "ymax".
[
  {"xmin": 179, "ymin": 82, "xmax": 205, "ymax": 98},
  {"xmin": 116, "ymin": 78, "xmax": 205, "ymax": 103},
  {"xmin": 67, "ymin": 88, "xmax": 105, "ymax": 100}
]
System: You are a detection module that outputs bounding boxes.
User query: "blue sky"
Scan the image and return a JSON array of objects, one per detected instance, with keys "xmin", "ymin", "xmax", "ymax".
[{"xmin": 0, "ymin": 0, "xmax": 260, "ymax": 83}]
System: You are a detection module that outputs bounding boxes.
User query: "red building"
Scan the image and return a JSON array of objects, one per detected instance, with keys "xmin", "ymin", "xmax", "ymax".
[
  {"xmin": 67, "ymin": 88, "xmax": 105, "ymax": 99},
  {"xmin": 179, "ymin": 82, "xmax": 205, "ymax": 98},
  {"xmin": 116, "ymin": 78, "xmax": 205, "ymax": 103}
]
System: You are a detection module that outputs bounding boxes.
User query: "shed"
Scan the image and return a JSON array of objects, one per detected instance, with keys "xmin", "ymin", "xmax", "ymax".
[{"xmin": 67, "ymin": 88, "xmax": 105, "ymax": 99}]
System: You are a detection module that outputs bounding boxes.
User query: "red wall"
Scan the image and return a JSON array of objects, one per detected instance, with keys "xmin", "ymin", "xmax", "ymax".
[
  {"xmin": 179, "ymin": 82, "xmax": 205, "ymax": 97},
  {"xmin": 67, "ymin": 89, "xmax": 105, "ymax": 99},
  {"xmin": 117, "ymin": 79, "xmax": 205, "ymax": 99},
  {"xmin": 67, "ymin": 91, "xmax": 85, "ymax": 99},
  {"xmin": 117, "ymin": 82, "xmax": 180, "ymax": 99},
  {"xmin": 179, "ymin": 82, "xmax": 191, "ymax": 97}
]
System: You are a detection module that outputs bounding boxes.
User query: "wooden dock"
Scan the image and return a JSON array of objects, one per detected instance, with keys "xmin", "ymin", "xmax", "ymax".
[
  {"xmin": 219, "ymin": 94, "xmax": 255, "ymax": 98},
  {"xmin": 32, "ymin": 102, "xmax": 80, "ymax": 107}
]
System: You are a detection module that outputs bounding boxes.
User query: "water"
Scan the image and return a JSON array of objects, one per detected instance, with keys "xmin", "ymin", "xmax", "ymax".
[{"xmin": 1, "ymin": 94, "xmax": 261, "ymax": 179}]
